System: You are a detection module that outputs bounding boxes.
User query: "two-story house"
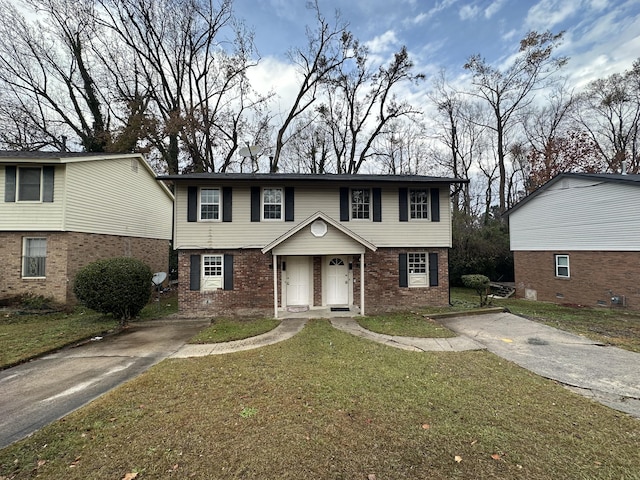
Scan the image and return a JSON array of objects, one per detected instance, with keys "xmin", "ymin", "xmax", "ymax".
[
  {"xmin": 506, "ymin": 172, "xmax": 640, "ymax": 310},
  {"xmin": 160, "ymin": 173, "xmax": 466, "ymax": 317},
  {"xmin": 1, "ymin": 151, "xmax": 174, "ymax": 305}
]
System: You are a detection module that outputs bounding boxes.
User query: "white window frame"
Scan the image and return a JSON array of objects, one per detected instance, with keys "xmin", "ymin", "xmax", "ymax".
[
  {"xmin": 199, "ymin": 187, "xmax": 221, "ymax": 221},
  {"xmin": 555, "ymin": 254, "xmax": 570, "ymax": 278},
  {"xmin": 408, "ymin": 252, "xmax": 428, "ymax": 287},
  {"xmin": 202, "ymin": 254, "xmax": 224, "ymax": 290},
  {"xmin": 409, "ymin": 188, "xmax": 429, "ymax": 220},
  {"xmin": 262, "ymin": 187, "xmax": 283, "ymax": 221},
  {"xmin": 351, "ymin": 188, "xmax": 371, "ymax": 220},
  {"xmin": 22, "ymin": 237, "xmax": 47, "ymax": 278},
  {"xmin": 17, "ymin": 166, "xmax": 43, "ymax": 202}
]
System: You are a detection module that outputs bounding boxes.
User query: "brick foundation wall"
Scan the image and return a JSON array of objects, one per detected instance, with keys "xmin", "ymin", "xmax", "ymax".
[
  {"xmin": 0, "ymin": 231, "xmax": 170, "ymax": 305},
  {"xmin": 514, "ymin": 250, "xmax": 640, "ymax": 310},
  {"xmin": 178, "ymin": 247, "xmax": 450, "ymax": 317}
]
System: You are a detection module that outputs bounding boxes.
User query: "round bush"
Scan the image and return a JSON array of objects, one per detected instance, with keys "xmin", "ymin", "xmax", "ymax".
[{"xmin": 73, "ymin": 257, "xmax": 153, "ymax": 323}]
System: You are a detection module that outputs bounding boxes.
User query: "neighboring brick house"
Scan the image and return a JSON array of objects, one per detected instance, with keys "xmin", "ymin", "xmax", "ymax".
[
  {"xmin": 505, "ymin": 172, "xmax": 640, "ymax": 310},
  {"xmin": 159, "ymin": 173, "xmax": 466, "ymax": 317},
  {"xmin": 0, "ymin": 151, "xmax": 174, "ymax": 304}
]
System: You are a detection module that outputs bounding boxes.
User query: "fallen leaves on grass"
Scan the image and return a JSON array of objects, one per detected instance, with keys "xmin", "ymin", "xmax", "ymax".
[
  {"xmin": 491, "ymin": 453, "xmax": 502, "ymax": 461},
  {"xmin": 421, "ymin": 423, "xmax": 430, "ymax": 430},
  {"xmin": 454, "ymin": 455, "xmax": 462, "ymax": 463},
  {"xmin": 122, "ymin": 472, "xmax": 138, "ymax": 480}
]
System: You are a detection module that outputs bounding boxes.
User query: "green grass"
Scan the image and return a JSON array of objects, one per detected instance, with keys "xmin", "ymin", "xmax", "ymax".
[
  {"xmin": 1, "ymin": 320, "xmax": 638, "ymax": 479},
  {"xmin": 358, "ymin": 311, "xmax": 456, "ymax": 337},
  {"xmin": 0, "ymin": 290, "xmax": 179, "ymax": 369},
  {"xmin": 189, "ymin": 317, "xmax": 280, "ymax": 343},
  {"xmin": 447, "ymin": 288, "xmax": 640, "ymax": 353}
]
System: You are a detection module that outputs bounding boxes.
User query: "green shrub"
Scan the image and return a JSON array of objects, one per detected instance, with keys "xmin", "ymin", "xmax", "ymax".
[
  {"xmin": 73, "ymin": 257, "xmax": 153, "ymax": 325},
  {"xmin": 461, "ymin": 274, "xmax": 491, "ymax": 306}
]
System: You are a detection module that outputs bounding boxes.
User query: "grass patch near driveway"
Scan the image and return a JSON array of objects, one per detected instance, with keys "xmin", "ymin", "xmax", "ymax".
[
  {"xmin": 447, "ymin": 288, "xmax": 640, "ymax": 353},
  {"xmin": 188, "ymin": 317, "xmax": 280, "ymax": 343},
  {"xmin": 0, "ymin": 290, "xmax": 178, "ymax": 369},
  {"xmin": 1, "ymin": 320, "xmax": 638, "ymax": 479},
  {"xmin": 358, "ymin": 312, "xmax": 456, "ymax": 337}
]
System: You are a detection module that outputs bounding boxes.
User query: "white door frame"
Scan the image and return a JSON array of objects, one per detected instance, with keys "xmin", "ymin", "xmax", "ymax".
[{"xmin": 323, "ymin": 255, "xmax": 351, "ymax": 306}]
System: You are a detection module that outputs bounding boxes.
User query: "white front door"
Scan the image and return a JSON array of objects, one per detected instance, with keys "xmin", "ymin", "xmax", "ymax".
[
  {"xmin": 326, "ymin": 256, "xmax": 349, "ymax": 305},
  {"xmin": 285, "ymin": 256, "xmax": 310, "ymax": 306}
]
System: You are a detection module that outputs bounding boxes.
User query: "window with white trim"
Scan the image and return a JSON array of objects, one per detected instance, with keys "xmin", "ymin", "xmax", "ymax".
[
  {"xmin": 18, "ymin": 167, "xmax": 42, "ymax": 201},
  {"xmin": 23, "ymin": 237, "xmax": 47, "ymax": 278},
  {"xmin": 202, "ymin": 254, "xmax": 223, "ymax": 290},
  {"xmin": 351, "ymin": 188, "xmax": 370, "ymax": 219},
  {"xmin": 262, "ymin": 187, "xmax": 283, "ymax": 220},
  {"xmin": 408, "ymin": 252, "xmax": 428, "ymax": 287},
  {"xmin": 409, "ymin": 189, "xmax": 429, "ymax": 219},
  {"xmin": 200, "ymin": 188, "xmax": 220, "ymax": 220},
  {"xmin": 555, "ymin": 254, "xmax": 570, "ymax": 278}
]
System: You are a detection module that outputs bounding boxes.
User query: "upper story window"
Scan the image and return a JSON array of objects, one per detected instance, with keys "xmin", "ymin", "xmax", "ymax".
[
  {"xmin": 555, "ymin": 254, "xmax": 570, "ymax": 278},
  {"xmin": 263, "ymin": 187, "xmax": 282, "ymax": 220},
  {"xmin": 200, "ymin": 188, "xmax": 220, "ymax": 221},
  {"xmin": 23, "ymin": 237, "xmax": 47, "ymax": 278},
  {"xmin": 351, "ymin": 188, "xmax": 370, "ymax": 219},
  {"xmin": 18, "ymin": 167, "xmax": 42, "ymax": 201},
  {"xmin": 409, "ymin": 189, "xmax": 429, "ymax": 219}
]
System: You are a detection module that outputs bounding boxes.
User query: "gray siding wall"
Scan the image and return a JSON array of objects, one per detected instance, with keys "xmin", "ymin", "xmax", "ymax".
[{"xmin": 510, "ymin": 177, "xmax": 640, "ymax": 251}]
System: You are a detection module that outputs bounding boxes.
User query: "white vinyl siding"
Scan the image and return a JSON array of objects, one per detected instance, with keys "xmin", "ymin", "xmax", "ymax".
[
  {"xmin": 174, "ymin": 184, "xmax": 452, "ymax": 249},
  {"xmin": 22, "ymin": 237, "xmax": 47, "ymax": 278},
  {"xmin": 1, "ymin": 165, "xmax": 65, "ymax": 230},
  {"xmin": 64, "ymin": 157, "xmax": 173, "ymax": 239},
  {"xmin": 510, "ymin": 178, "xmax": 640, "ymax": 251}
]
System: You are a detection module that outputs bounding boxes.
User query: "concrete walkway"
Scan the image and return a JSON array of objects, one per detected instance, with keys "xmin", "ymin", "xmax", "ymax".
[{"xmin": 440, "ymin": 312, "xmax": 640, "ymax": 419}]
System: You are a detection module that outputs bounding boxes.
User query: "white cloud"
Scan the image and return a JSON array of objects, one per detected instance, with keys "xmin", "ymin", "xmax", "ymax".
[
  {"xmin": 364, "ymin": 30, "xmax": 400, "ymax": 54},
  {"xmin": 484, "ymin": 0, "xmax": 506, "ymax": 19},
  {"xmin": 525, "ymin": 0, "xmax": 581, "ymax": 29},
  {"xmin": 459, "ymin": 4, "xmax": 480, "ymax": 20}
]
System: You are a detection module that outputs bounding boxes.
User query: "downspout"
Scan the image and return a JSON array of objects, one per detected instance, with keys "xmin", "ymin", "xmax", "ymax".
[
  {"xmin": 273, "ymin": 254, "xmax": 278, "ymax": 318},
  {"xmin": 360, "ymin": 253, "xmax": 365, "ymax": 316}
]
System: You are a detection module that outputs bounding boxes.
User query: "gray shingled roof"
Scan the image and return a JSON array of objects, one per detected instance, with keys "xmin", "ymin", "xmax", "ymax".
[
  {"xmin": 158, "ymin": 172, "xmax": 468, "ymax": 184},
  {"xmin": 0, "ymin": 150, "xmax": 108, "ymax": 159}
]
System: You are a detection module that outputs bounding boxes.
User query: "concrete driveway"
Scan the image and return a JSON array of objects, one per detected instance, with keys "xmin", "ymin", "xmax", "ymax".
[
  {"xmin": 440, "ymin": 312, "xmax": 640, "ymax": 419},
  {"xmin": 0, "ymin": 318, "xmax": 208, "ymax": 449}
]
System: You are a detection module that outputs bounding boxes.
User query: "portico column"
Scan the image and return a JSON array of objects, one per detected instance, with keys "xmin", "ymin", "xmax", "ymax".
[
  {"xmin": 360, "ymin": 252, "xmax": 365, "ymax": 316},
  {"xmin": 273, "ymin": 254, "xmax": 278, "ymax": 318}
]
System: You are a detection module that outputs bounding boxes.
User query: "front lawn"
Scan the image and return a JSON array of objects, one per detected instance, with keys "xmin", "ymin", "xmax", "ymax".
[
  {"xmin": 1, "ymin": 319, "xmax": 638, "ymax": 479},
  {"xmin": 358, "ymin": 311, "xmax": 456, "ymax": 337},
  {"xmin": 189, "ymin": 317, "xmax": 280, "ymax": 343}
]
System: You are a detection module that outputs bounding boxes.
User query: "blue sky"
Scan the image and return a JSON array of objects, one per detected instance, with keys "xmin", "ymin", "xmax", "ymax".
[{"xmin": 235, "ymin": 0, "xmax": 640, "ymax": 101}]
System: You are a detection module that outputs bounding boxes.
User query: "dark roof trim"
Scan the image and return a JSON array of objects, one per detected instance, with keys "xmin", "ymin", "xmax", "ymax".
[
  {"xmin": 504, "ymin": 172, "xmax": 640, "ymax": 217},
  {"xmin": 0, "ymin": 150, "xmax": 112, "ymax": 160},
  {"xmin": 158, "ymin": 172, "xmax": 468, "ymax": 184}
]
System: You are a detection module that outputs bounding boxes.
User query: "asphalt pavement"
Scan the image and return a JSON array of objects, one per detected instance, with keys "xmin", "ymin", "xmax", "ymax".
[
  {"xmin": 439, "ymin": 312, "xmax": 640, "ymax": 419},
  {"xmin": 0, "ymin": 318, "xmax": 208, "ymax": 449}
]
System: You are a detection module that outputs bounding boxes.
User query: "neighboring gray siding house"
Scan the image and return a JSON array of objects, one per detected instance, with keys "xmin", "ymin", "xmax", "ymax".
[
  {"xmin": 506, "ymin": 172, "xmax": 640, "ymax": 309},
  {"xmin": 159, "ymin": 173, "xmax": 466, "ymax": 317},
  {"xmin": 0, "ymin": 151, "xmax": 174, "ymax": 304}
]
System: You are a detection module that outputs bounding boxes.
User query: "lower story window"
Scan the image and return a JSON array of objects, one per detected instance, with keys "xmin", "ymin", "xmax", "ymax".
[
  {"xmin": 23, "ymin": 237, "xmax": 47, "ymax": 278},
  {"xmin": 555, "ymin": 254, "xmax": 570, "ymax": 278},
  {"xmin": 202, "ymin": 254, "xmax": 223, "ymax": 290},
  {"xmin": 408, "ymin": 252, "xmax": 427, "ymax": 287}
]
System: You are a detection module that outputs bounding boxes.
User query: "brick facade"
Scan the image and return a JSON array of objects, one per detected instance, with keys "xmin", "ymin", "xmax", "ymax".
[
  {"xmin": 514, "ymin": 250, "xmax": 640, "ymax": 310},
  {"xmin": 177, "ymin": 247, "xmax": 450, "ymax": 316},
  {"xmin": 0, "ymin": 232, "xmax": 170, "ymax": 304}
]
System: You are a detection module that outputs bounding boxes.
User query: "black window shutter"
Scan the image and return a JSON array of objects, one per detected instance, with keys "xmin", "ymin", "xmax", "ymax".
[
  {"xmin": 430, "ymin": 188, "xmax": 440, "ymax": 222},
  {"xmin": 187, "ymin": 187, "xmax": 198, "ymax": 222},
  {"xmin": 285, "ymin": 186, "xmax": 294, "ymax": 221},
  {"xmin": 190, "ymin": 254, "xmax": 201, "ymax": 290},
  {"xmin": 42, "ymin": 166, "xmax": 54, "ymax": 202},
  {"xmin": 373, "ymin": 188, "xmax": 382, "ymax": 222},
  {"xmin": 429, "ymin": 253, "xmax": 439, "ymax": 286},
  {"xmin": 340, "ymin": 187, "xmax": 349, "ymax": 221},
  {"xmin": 4, "ymin": 165, "xmax": 16, "ymax": 202},
  {"xmin": 224, "ymin": 254, "xmax": 234, "ymax": 290},
  {"xmin": 399, "ymin": 188, "xmax": 408, "ymax": 221},
  {"xmin": 399, "ymin": 253, "xmax": 408, "ymax": 288},
  {"xmin": 251, "ymin": 186, "xmax": 260, "ymax": 222},
  {"xmin": 222, "ymin": 187, "xmax": 232, "ymax": 222}
]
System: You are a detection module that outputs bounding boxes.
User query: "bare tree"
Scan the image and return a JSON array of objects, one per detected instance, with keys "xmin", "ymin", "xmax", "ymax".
[
  {"xmin": 270, "ymin": 0, "xmax": 353, "ymax": 173},
  {"xmin": 463, "ymin": 30, "xmax": 567, "ymax": 212}
]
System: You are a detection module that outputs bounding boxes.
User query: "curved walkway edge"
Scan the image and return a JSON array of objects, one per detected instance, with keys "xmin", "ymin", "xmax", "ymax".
[{"xmin": 171, "ymin": 318, "xmax": 308, "ymax": 357}]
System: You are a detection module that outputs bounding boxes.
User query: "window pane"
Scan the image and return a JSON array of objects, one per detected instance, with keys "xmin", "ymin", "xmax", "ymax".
[
  {"xmin": 203, "ymin": 255, "xmax": 223, "ymax": 276},
  {"xmin": 200, "ymin": 188, "xmax": 220, "ymax": 220},
  {"xmin": 408, "ymin": 253, "xmax": 426, "ymax": 273},
  {"xmin": 410, "ymin": 189, "xmax": 429, "ymax": 219},
  {"xmin": 557, "ymin": 256, "xmax": 568, "ymax": 267},
  {"xmin": 23, "ymin": 238, "xmax": 46, "ymax": 277},
  {"xmin": 18, "ymin": 167, "xmax": 41, "ymax": 201},
  {"xmin": 263, "ymin": 188, "xmax": 282, "ymax": 219},
  {"xmin": 351, "ymin": 189, "xmax": 370, "ymax": 219}
]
